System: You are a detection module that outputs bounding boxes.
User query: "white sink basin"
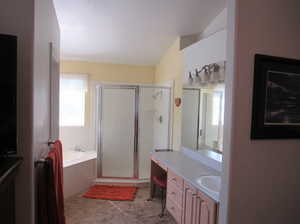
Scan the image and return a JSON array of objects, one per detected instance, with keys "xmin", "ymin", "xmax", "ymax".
[{"xmin": 196, "ymin": 176, "xmax": 221, "ymax": 198}]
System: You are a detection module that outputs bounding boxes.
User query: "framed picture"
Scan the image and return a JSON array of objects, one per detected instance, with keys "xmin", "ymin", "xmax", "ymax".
[{"xmin": 251, "ymin": 54, "xmax": 300, "ymax": 139}]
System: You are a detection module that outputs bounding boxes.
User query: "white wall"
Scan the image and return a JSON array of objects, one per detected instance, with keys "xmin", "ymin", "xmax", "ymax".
[
  {"xmin": 183, "ymin": 30, "xmax": 227, "ymax": 84},
  {"xmin": 60, "ymin": 127, "xmax": 94, "ymax": 152},
  {"xmin": 0, "ymin": 1, "xmax": 59, "ymax": 223},
  {"xmin": 33, "ymin": 0, "xmax": 60, "ymax": 160},
  {"xmin": 0, "ymin": 1, "xmax": 35, "ymax": 223},
  {"xmin": 220, "ymin": 0, "xmax": 300, "ymax": 223},
  {"xmin": 32, "ymin": 2, "xmax": 60, "ymax": 224},
  {"xmin": 200, "ymin": 8, "xmax": 227, "ymax": 39},
  {"xmin": 182, "ymin": 7, "xmax": 227, "ymax": 85},
  {"xmin": 0, "ymin": 0, "xmax": 60, "ymax": 223}
]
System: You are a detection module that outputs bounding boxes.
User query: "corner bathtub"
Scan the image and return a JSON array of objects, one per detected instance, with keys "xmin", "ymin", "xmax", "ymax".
[
  {"xmin": 63, "ymin": 150, "xmax": 97, "ymax": 198},
  {"xmin": 63, "ymin": 150, "xmax": 97, "ymax": 168}
]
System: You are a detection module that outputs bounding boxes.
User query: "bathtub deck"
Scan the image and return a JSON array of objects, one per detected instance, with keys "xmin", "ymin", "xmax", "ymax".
[{"xmin": 65, "ymin": 186, "xmax": 176, "ymax": 224}]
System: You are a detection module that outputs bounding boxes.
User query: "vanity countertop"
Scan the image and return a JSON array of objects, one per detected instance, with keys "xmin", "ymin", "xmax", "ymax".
[{"xmin": 151, "ymin": 151, "xmax": 221, "ymax": 202}]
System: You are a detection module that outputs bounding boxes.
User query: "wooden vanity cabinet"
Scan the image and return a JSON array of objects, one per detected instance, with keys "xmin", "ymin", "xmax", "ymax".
[
  {"xmin": 195, "ymin": 190, "xmax": 218, "ymax": 224},
  {"xmin": 166, "ymin": 170, "xmax": 184, "ymax": 224},
  {"xmin": 182, "ymin": 181, "xmax": 218, "ymax": 224},
  {"xmin": 150, "ymin": 157, "xmax": 218, "ymax": 224},
  {"xmin": 183, "ymin": 181, "xmax": 198, "ymax": 224}
]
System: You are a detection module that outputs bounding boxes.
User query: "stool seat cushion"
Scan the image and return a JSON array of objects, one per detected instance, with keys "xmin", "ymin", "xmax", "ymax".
[{"xmin": 153, "ymin": 176, "xmax": 167, "ymax": 188}]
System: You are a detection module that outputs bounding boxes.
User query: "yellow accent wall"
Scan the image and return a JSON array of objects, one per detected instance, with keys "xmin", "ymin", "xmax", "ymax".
[
  {"xmin": 155, "ymin": 38, "xmax": 183, "ymax": 151},
  {"xmin": 60, "ymin": 39, "xmax": 183, "ymax": 152},
  {"xmin": 61, "ymin": 61, "xmax": 155, "ymax": 120},
  {"xmin": 61, "ymin": 60, "xmax": 155, "ymax": 84},
  {"xmin": 60, "ymin": 60, "xmax": 156, "ymax": 127}
]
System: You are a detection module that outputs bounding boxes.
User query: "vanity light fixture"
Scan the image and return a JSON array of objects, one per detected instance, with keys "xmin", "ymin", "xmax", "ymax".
[
  {"xmin": 188, "ymin": 72, "xmax": 194, "ymax": 85},
  {"xmin": 218, "ymin": 61, "xmax": 226, "ymax": 83},
  {"xmin": 188, "ymin": 61, "xmax": 226, "ymax": 85},
  {"xmin": 195, "ymin": 69, "xmax": 202, "ymax": 84},
  {"xmin": 201, "ymin": 65, "xmax": 210, "ymax": 83},
  {"xmin": 210, "ymin": 63, "xmax": 221, "ymax": 83}
]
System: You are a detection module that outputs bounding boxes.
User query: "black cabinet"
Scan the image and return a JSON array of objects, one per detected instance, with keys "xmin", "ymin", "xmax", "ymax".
[{"xmin": 0, "ymin": 157, "xmax": 22, "ymax": 224}]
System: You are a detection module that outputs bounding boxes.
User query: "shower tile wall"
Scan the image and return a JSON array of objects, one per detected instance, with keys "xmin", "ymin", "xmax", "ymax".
[{"xmin": 139, "ymin": 87, "xmax": 171, "ymax": 179}]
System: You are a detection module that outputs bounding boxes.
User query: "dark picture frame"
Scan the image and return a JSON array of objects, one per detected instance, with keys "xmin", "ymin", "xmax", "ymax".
[{"xmin": 251, "ymin": 54, "xmax": 300, "ymax": 139}]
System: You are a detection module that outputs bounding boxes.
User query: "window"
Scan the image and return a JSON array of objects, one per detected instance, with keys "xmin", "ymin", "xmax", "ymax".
[
  {"xmin": 212, "ymin": 92, "xmax": 223, "ymax": 126},
  {"xmin": 59, "ymin": 74, "xmax": 88, "ymax": 127}
]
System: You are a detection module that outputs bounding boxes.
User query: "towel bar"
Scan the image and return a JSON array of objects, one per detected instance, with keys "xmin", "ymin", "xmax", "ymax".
[
  {"xmin": 155, "ymin": 149, "xmax": 173, "ymax": 152},
  {"xmin": 34, "ymin": 159, "xmax": 47, "ymax": 168},
  {"xmin": 48, "ymin": 140, "xmax": 56, "ymax": 146}
]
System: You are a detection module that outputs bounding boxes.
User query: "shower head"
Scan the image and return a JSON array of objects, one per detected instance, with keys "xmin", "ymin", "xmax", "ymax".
[{"xmin": 152, "ymin": 90, "xmax": 163, "ymax": 100}]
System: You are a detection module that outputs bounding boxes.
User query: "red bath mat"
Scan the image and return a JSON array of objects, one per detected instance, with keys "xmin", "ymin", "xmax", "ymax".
[{"xmin": 83, "ymin": 185, "xmax": 138, "ymax": 201}]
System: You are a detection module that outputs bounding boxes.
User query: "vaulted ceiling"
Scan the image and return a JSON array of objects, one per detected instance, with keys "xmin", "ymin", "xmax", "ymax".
[{"xmin": 54, "ymin": 0, "xmax": 226, "ymax": 65}]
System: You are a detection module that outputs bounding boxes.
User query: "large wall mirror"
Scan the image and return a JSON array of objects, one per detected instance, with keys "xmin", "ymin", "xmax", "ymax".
[{"xmin": 181, "ymin": 62, "xmax": 225, "ymax": 155}]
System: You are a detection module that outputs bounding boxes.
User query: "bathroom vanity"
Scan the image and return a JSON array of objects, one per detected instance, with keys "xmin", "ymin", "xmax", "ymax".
[{"xmin": 150, "ymin": 152, "xmax": 221, "ymax": 224}]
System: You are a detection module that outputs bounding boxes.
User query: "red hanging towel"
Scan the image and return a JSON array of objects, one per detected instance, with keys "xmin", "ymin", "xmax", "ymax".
[{"xmin": 46, "ymin": 140, "xmax": 66, "ymax": 224}]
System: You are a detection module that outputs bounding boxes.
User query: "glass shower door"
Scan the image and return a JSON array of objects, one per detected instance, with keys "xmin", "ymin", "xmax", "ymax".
[{"xmin": 100, "ymin": 87, "xmax": 137, "ymax": 178}]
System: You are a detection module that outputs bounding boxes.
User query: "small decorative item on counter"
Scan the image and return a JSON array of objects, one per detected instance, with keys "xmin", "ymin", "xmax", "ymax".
[{"xmin": 175, "ymin": 98, "xmax": 181, "ymax": 107}]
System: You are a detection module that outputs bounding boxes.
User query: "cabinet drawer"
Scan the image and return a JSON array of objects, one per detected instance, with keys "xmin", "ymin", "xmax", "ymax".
[
  {"xmin": 168, "ymin": 170, "xmax": 184, "ymax": 190},
  {"xmin": 167, "ymin": 197, "xmax": 182, "ymax": 224},
  {"xmin": 167, "ymin": 183, "xmax": 183, "ymax": 207}
]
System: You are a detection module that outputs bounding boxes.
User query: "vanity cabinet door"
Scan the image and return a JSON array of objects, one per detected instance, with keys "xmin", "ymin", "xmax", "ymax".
[
  {"xmin": 195, "ymin": 191, "xmax": 218, "ymax": 224},
  {"xmin": 183, "ymin": 182, "xmax": 197, "ymax": 224}
]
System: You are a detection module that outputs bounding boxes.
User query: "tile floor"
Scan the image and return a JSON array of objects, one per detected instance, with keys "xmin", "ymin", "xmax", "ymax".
[{"xmin": 65, "ymin": 187, "xmax": 176, "ymax": 224}]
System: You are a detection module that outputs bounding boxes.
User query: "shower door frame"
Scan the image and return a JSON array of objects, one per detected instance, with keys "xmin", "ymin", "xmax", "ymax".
[
  {"xmin": 96, "ymin": 85, "xmax": 139, "ymax": 179},
  {"xmin": 96, "ymin": 84, "xmax": 172, "ymax": 179}
]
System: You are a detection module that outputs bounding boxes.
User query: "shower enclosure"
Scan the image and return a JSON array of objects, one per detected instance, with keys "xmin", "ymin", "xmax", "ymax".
[{"xmin": 96, "ymin": 84, "xmax": 172, "ymax": 179}]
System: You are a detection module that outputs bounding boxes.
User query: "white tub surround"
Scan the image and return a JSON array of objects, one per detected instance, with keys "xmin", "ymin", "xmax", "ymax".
[
  {"xmin": 63, "ymin": 150, "xmax": 97, "ymax": 199},
  {"xmin": 63, "ymin": 150, "xmax": 97, "ymax": 168},
  {"xmin": 151, "ymin": 151, "xmax": 221, "ymax": 202}
]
